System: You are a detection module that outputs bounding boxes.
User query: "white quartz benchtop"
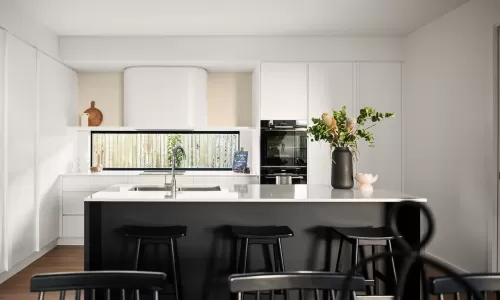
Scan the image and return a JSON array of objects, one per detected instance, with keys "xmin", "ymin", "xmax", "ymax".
[
  {"xmin": 85, "ymin": 184, "xmax": 427, "ymax": 203},
  {"xmin": 63, "ymin": 171, "xmax": 258, "ymax": 177}
]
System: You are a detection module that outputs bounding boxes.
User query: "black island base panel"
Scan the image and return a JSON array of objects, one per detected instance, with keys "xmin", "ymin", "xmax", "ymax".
[{"xmin": 84, "ymin": 201, "xmax": 420, "ymax": 300}]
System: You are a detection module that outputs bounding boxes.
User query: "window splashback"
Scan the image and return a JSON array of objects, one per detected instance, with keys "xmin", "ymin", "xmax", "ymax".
[{"xmin": 91, "ymin": 131, "xmax": 239, "ymax": 170}]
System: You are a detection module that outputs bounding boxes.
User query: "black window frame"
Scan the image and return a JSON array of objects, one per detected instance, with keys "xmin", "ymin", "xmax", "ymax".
[{"xmin": 90, "ymin": 130, "xmax": 240, "ymax": 171}]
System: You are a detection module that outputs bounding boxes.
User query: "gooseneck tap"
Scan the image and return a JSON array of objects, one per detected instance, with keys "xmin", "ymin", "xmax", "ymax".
[{"xmin": 170, "ymin": 145, "xmax": 186, "ymax": 198}]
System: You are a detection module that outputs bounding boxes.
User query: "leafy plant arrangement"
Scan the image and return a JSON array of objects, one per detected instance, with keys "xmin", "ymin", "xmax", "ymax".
[
  {"xmin": 307, "ymin": 106, "xmax": 394, "ymax": 159},
  {"xmin": 167, "ymin": 134, "xmax": 184, "ymax": 167}
]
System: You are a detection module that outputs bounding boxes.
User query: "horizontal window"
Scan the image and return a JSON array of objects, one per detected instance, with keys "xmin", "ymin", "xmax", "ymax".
[{"xmin": 91, "ymin": 131, "xmax": 239, "ymax": 170}]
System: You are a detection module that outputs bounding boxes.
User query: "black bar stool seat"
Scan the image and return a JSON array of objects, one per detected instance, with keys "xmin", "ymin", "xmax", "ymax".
[
  {"xmin": 232, "ymin": 226, "xmax": 294, "ymax": 239},
  {"xmin": 231, "ymin": 225, "xmax": 294, "ymax": 276},
  {"xmin": 332, "ymin": 226, "xmax": 400, "ymax": 240},
  {"xmin": 123, "ymin": 225, "xmax": 187, "ymax": 239}
]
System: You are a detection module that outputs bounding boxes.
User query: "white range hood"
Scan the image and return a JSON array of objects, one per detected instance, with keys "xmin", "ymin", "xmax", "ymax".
[{"xmin": 124, "ymin": 67, "xmax": 207, "ymax": 129}]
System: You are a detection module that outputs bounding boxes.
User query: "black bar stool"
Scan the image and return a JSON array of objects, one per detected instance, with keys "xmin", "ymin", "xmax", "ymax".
[
  {"xmin": 331, "ymin": 226, "xmax": 398, "ymax": 295},
  {"xmin": 123, "ymin": 225, "xmax": 187, "ymax": 300},
  {"xmin": 231, "ymin": 225, "xmax": 294, "ymax": 274}
]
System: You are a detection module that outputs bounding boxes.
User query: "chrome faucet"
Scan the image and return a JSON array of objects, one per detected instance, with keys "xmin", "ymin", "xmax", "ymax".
[{"xmin": 170, "ymin": 145, "xmax": 186, "ymax": 198}]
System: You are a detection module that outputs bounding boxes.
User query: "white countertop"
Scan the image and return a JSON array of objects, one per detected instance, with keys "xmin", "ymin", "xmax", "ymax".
[
  {"xmin": 62, "ymin": 171, "xmax": 258, "ymax": 177},
  {"xmin": 85, "ymin": 184, "xmax": 427, "ymax": 203}
]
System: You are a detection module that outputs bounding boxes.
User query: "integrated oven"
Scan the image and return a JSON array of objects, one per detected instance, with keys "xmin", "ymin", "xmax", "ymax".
[{"xmin": 260, "ymin": 120, "xmax": 307, "ymax": 184}]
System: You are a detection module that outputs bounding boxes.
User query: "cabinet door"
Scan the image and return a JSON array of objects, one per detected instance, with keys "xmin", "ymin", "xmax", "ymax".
[
  {"xmin": 38, "ymin": 53, "xmax": 77, "ymax": 249},
  {"xmin": 308, "ymin": 63, "xmax": 355, "ymax": 185},
  {"xmin": 6, "ymin": 34, "xmax": 37, "ymax": 267},
  {"xmin": 260, "ymin": 63, "xmax": 308, "ymax": 120},
  {"xmin": 357, "ymin": 62, "xmax": 402, "ymax": 191}
]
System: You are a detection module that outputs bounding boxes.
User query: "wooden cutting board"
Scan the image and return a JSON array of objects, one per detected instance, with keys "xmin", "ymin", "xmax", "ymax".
[{"xmin": 84, "ymin": 101, "xmax": 103, "ymax": 126}]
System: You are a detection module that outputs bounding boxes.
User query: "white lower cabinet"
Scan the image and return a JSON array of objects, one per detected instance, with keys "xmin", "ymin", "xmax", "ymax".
[{"xmin": 62, "ymin": 216, "xmax": 85, "ymax": 238}]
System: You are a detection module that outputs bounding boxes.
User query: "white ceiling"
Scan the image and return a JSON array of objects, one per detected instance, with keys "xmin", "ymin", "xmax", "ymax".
[{"xmin": 17, "ymin": 0, "xmax": 467, "ymax": 36}]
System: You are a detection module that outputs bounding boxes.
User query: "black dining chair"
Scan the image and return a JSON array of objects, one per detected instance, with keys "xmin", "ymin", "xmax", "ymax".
[
  {"xmin": 30, "ymin": 271, "xmax": 166, "ymax": 300},
  {"xmin": 430, "ymin": 273, "xmax": 500, "ymax": 300},
  {"xmin": 228, "ymin": 271, "xmax": 365, "ymax": 300}
]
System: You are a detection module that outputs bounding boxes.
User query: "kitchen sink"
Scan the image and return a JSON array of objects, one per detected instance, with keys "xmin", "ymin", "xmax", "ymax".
[
  {"xmin": 178, "ymin": 186, "xmax": 221, "ymax": 192},
  {"xmin": 129, "ymin": 185, "xmax": 172, "ymax": 191},
  {"xmin": 129, "ymin": 185, "xmax": 221, "ymax": 192}
]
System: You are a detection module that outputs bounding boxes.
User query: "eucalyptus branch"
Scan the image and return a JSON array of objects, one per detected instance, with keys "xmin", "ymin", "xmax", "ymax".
[{"xmin": 307, "ymin": 106, "xmax": 394, "ymax": 158}]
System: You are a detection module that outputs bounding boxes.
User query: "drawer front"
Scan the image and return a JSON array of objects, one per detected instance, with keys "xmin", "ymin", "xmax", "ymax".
[
  {"xmin": 63, "ymin": 191, "xmax": 92, "ymax": 215},
  {"xmin": 90, "ymin": 176, "xmax": 128, "ymax": 191},
  {"xmin": 62, "ymin": 216, "xmax": 84, "ymax": 238},
  {"xmin": 62, "ymin": 177, "xmax": 92, "ymax": 191}
]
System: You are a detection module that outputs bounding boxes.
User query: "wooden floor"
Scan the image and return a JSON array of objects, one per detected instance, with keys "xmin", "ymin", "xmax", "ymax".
[{"xmin": 0, "ymin": 246, "xmax": 83, "ymax": 300}]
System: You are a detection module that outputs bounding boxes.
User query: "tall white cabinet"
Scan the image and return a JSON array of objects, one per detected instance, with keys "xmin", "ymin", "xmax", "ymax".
[
  {"xmin": 356, "ymin": 62, "xmax": 402, "ymax": 191},
  {"xmin": 260, "ymin": 63, "xmax": 308, "ymax": 120},
  {"xmin": 306, "ymin": 62, "xmax": 402, "ymax": 191},
  {"xmin": 308, "ymin": 63, "xmax": 355, "ymax": 185},
  {"xmin": 37, "ymin": 54, "xmax": 77, "ymax": 249},
  {"xmin": 0, "ymin": 32, "xmax": 77, "ymax": 276},
  {"xmin": 6, "ymin": 34, "xmax": 38, "ymax": 268}
]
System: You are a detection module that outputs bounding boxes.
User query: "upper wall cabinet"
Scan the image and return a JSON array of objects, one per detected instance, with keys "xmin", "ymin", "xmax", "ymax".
[
  {"xmin": 124, "ymin": 67, "xmax": 208, "ymax": 129},
  {"xmin": 260, "ymin": 63, "xmax": 308, "ymax": 120}
]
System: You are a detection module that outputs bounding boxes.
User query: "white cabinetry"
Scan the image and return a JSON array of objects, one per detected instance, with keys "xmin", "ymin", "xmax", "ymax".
[
  {"xmin": 124, "ymin": 67, "xmax": 208, "ymax": 129},
  {"xmin": 308, "ymin": 63, "xmax": 355, "ymax": 185},
  {"xmin": 307, "ymin": 62, "xmax": 402, "ymax": 190},
  {"xmin": 260, "ymin": 63, "xmax": 308, "ymax": 120},
  {"xmin": 6, "ymin": 34, "xmax": 37, "ymax": 267},
  {"xmin": 356, "ymin": 62, "xmax": 402, "ymax": 191},
  {"xmin": 37, "ymin": 53, "xmax": 78, "ymax": 249}
]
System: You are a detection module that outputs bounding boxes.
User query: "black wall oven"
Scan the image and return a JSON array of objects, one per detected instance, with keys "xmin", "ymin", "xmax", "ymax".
[{"xmin": 260, "ymin": 120, "xmax": 307, "ymax": 184}]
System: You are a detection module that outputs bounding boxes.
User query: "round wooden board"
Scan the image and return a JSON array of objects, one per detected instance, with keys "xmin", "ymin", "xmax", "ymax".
[{"xmin": 84, "ymin": 101, "xmax": 103, "ymax": 126}]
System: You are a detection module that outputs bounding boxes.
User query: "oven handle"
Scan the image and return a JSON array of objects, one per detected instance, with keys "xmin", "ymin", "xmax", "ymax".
[
  {"xmin": 263, "ymin": 128, "xmax": 307, "ymax": 132},
  {"xmin": 263, "ymin": 175, "xmax": 304, "ymax": 179}
]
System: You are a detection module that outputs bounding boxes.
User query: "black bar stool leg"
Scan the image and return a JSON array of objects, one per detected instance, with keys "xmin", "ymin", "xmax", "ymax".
[
  {"xmin": 359, "ymin": 247, "xmax": 372, "ymax": 295},
  {"xmin": 387, "ymin": 240, "xmax": 398, "ymax": 284},
  {"xmin": 133, "ymin": 238, "xmax": 142, "ymax": 271},
  {"xmin": 277, "ymin": 238, "xmax": 286, "ymax": 271},
  {"xmin": 334, "ymin": 238, "xmax": 344, "ymax": 272},
  {"xmin": 372, "ymin": 245, "xmax": 378, "ymax": 295},
  {"xmin": 173, "ymin": 238, "xmax": 184, "ymax": 300},
  {"xmin": 351, "ymin": 239, "xmax": 359, "ymax": 268},
  {"xmin": 169, "ymin": 238, "xmax": 181, "ymax": 300},
  {"xmin": 238, "ymin": 238, "xmax": 249, "ymax": 273}
]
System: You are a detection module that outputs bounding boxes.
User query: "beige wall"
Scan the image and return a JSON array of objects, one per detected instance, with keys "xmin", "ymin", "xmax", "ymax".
[
  {"xmin": 207, "ymin": 72, "xmax": 252, "ymax": 127},
  {"xmin": 78, "ymin": 73, "xmax": 123, "ymax": 126}
]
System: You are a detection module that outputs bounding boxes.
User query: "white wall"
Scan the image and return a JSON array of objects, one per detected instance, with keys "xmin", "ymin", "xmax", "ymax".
[
  {"xmin": 0, "ymin": 0, "xmax": 59, "ymax": 58},
  {"xmin": 403, "ymin": 0, "xmax": 500, "ymax": 272},
  {"xmin": 78, "ymin": 73, "xmax": 123, "ymax": 126},
  {"xmin": 207, "ymin": 73, "xmax": 252, "ymax": 127},
  {"xmin": 60, "ymin": 36, "xmax": 404, "ymax": 70}
]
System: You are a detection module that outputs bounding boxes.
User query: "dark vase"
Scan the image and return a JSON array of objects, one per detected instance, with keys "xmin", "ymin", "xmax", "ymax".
[{"xmin": 331, "ymin": 147, "xmax": 354, "ymax": 189}]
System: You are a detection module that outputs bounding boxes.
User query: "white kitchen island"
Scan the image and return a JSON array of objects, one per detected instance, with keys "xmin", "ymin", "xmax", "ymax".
[{"xmin": 85, "ymin": 184, "xmax": 426, "ymax": 300}]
